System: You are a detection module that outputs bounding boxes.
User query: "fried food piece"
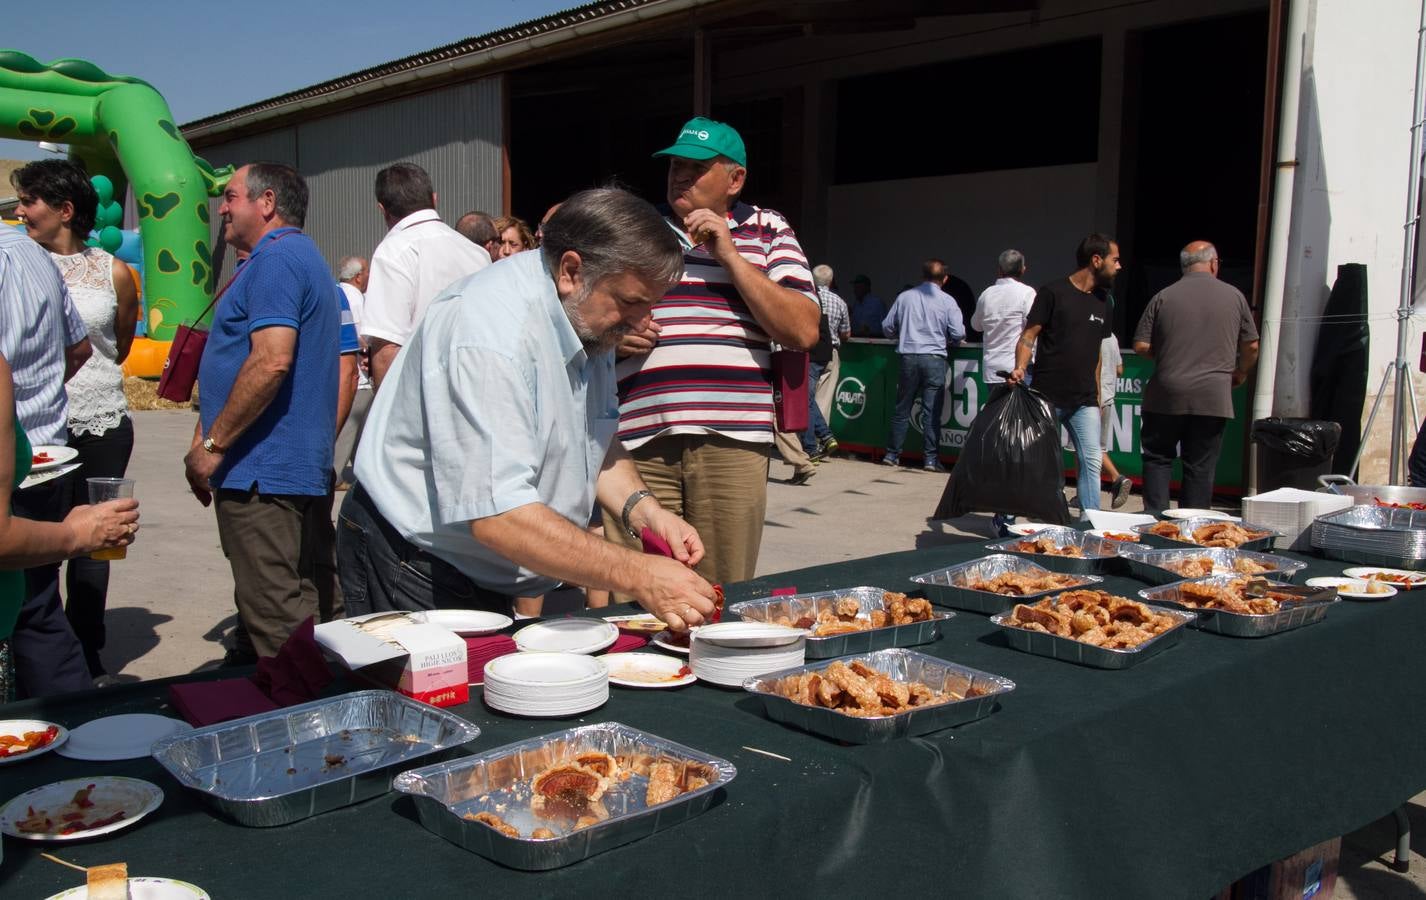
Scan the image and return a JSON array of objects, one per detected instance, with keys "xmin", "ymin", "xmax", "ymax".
[
  {"xmin": 531, "ymin": 762, "xmax": 607, "ymax": 814},
  {"xmin": 833, "ymin": 597, "xmax": 862, "ymax": 621},
  {"xmin": 1004, "ymin": 590, "xmax": 1178, "ymax": 648},
  {"xmin": 869, "ymin": 609, "xmax": 890, "ymax": 628},
  {"xmin": 531, "ymin": 827, "xmax": 556, "ymax": 839},
  {"xmin": 1013, "ymin": 537, "xmax": 1086, "ymax": 557},
  {"xmin": 646, "ymin": 761, "xmax": 682, "ymax": 806},
  {"xmin": 821, "ymin": 661, "xmax": 882, "ymax": 711},
  {"xmin": 1166, "ymin": 557, "xmax": 1216, "ymax": 578},
  {"xmin": 1148, "ymin": 521, "xmax": 1182, "ymax": 538},
  {"xmin": 1011, "ymin": 602, "xmax": 1071, "ymax": 636},
  {"xmin": 966, "ymin": 571, "xmax": 1080, "ymax": 595},
  {"xmin": 813, "ymin": 621, "xmax": 867, "ymax": 636},
  {"xmin": 573, "ymin": 751, "xmax": 618, "ymax": 781},
  {"xmin": 466, "ymin": 811, "xmax": 520, "ymax": 838},
  {"xmin": 1232, "ymin": 557, "xmax": 1275, "ymax": 575}
]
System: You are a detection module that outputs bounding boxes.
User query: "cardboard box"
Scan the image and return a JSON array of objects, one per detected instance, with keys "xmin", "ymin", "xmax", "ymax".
[
  {"xmin": 314, "ymin": 617, "xmax": 469, "ymax": 708},
  {"xmin": 1232, "ymin": 836, "xmax": 1340, "ymax": 900}
]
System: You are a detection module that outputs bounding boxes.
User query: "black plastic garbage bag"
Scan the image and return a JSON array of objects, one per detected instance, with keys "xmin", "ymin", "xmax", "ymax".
[
  {"xmin": 934, "ymin": 383, "xmax": 1072, "ymax": 524},
  {"xmin": 1250, "ymin": 417, "xmax": 1341, "ymax": 462}
]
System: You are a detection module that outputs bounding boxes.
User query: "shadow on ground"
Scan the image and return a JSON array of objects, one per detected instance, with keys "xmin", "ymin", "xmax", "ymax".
[
  {"xmin": 101, "ymin": 606, "xmax": 174, "ymax": 676},
  {"xmin": 1340, "ymin": 802, "xmax": 1426, "ymax": 899}
]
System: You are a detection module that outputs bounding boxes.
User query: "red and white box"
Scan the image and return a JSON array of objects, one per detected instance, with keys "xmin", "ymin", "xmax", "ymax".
[{"xmin": 314, "ymin": 616, "xmax": 469, "ymax": 708}]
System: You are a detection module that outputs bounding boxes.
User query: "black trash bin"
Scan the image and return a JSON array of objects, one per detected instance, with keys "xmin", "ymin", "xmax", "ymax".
[{"xmin": 1250, "ymin": 418, "xmax": 1342, "ymax": 491}]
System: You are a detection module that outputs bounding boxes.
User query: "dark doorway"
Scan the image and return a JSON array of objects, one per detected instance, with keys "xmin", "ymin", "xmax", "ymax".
[{"xmin": 1116, "ymin": 10, "xmax": 1270, "ymax": 332}]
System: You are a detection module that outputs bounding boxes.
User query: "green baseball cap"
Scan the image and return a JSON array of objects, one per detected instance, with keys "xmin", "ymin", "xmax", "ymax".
[{"xmin": 653, "ymin": 117, "xmax": 747, "ymax": 167}]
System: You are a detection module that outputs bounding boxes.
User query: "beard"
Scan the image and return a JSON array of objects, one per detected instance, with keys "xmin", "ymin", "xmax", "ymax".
[
  {"xmin": 562, "ymin": 284, "xmax": 631, "ymax": 354},
  {"xmin": 1094, "ymin": 263, "xmax": 1116, "ymax": 288}
]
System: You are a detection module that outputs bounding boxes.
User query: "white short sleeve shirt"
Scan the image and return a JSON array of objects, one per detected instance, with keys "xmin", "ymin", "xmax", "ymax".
[{"xmin": 359, "ymin": 209, "xmax": 491, "ymax": 347}]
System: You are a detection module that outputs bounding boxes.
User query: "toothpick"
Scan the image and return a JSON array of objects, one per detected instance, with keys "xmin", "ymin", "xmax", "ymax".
[
  {"xmin": 741, "ymin": 745, "xmax": 791, "ymax": 762},
  {"xmin": 41, "ymin": 853, "xmax": 88, "ymax": 873}
]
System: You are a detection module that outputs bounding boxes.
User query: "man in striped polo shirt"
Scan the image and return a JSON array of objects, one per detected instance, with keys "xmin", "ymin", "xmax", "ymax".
[{"xmin": 607, "ymin": 117, "xmax": 820, "ymax": 586}]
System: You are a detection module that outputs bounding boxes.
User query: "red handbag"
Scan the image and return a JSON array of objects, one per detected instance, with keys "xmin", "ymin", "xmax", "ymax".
[
  {"xmin": 771, "ymin": 349, "xmax": 810, "ymax": 432},
  {"xmin": 156, "ymin": 311, "xmax": 217, "ymax": 402}
]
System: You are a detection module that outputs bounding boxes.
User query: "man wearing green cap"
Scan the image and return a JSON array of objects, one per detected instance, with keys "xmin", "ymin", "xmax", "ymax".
[{"xmin": 606, "ymin": 116, "xmax": 820, "ymax": 587}]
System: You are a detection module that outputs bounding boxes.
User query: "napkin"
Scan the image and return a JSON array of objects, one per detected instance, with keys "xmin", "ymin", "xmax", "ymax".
[
  {"xmin": 169, "ymin": 617, "xmax": 333, "ymax": 726},
  {"xmin": 608, "ymin": 633, "xmax": 649, "ymax": 653},
  {"xmin": 642, "ymin": 527, "xmax": 723, "ymax": 623},
  {"xmin": 466, "ymin": 635, "xmax": 518, "ymax": 684}
]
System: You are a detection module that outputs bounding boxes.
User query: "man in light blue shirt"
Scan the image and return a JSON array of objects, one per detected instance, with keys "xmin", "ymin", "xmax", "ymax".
[
  {"xmin": 340, "ymin": 188, "xmax": 718, "ymax": 631},
  {"xmin": 881, "ymin": 259, "xmax": 965, "ymax": 472}
]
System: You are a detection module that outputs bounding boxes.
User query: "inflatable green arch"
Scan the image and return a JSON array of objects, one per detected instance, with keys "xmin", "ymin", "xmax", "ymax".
[{"xmin": 0, "ymin": 50, "xmax": 231, "ymax": 340}]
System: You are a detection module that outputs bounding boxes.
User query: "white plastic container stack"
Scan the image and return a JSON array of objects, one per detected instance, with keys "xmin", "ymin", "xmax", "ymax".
[{"xmin": 1242, "ymin": 488, "xmax": 1353, "ymax": 550}]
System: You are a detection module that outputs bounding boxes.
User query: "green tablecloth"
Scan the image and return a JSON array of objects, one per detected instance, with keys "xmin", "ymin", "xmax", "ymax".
[{"xmin": 4, "ymin": 542, "xmax": 1425, "ymax": 899}]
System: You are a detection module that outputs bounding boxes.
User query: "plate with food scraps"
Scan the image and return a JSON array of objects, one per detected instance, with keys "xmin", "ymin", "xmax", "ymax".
[
  {"xmin": 1005, "ymin": 522, "xmax": 1057, "ymax": 536},
  {"xmin": 1086, "ymin": 529, "xmax": 1142, "ymax": 543},
  {"xmin": 1342, "ymin": 567, "xmax": 1426, "ymax": 588},
  {"xmin": 0, "ymin": 719, "xmax": 68, "ymax": 764},
  {"xmin": 514, "ymin": 619, "xmax": 619, "ymax": 655},
  {"xmin": 601, "ymin": 613, "xmax": 668, "ymax": 633},
  {"xmin": 600, "ymin": 652, "xmax": 695, "ymax": 688},
  {"xmin": 57, "ymin": 714, "xmax": 192, "ymax": 761},
  {"xmin": 651, "ymin": 630, "xmax": 691, "ymax": 655},
  {"xmin": 28, "ymin": 445, "xmax": 79, "ymax": 473},
  {"xmin": 1306, "ymin": 576, "xmax": 1398, "ymax": 600},
  {"xmin": 1161, "ymin": 508, "xmax": 1238, "ymax": 521},
  {"xmin": 1, "ymin": 776, "xmax": 163, "ymax": 841},
  {"xmin": 411, "ymin": 609, "xmax": 513, "ymax": 636},
  {"xmin": 47, "ymin": 876, "xmax": 211, "ymax": 900}
]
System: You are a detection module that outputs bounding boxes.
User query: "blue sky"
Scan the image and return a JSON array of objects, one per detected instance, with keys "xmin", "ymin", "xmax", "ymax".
[{"xmin": 1, "ymin": 0, "xmax": 578, "ymax": 161}]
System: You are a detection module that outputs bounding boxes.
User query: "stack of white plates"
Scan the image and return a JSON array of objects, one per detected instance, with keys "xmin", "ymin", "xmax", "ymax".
[
  {"xmin": 482, "ymin": 652, "xmax": 609, "ymax": 717},
  {"xmin": 689, "ymin": 622, "xmax": 806, "ymax": 687},
  {"xmin": 1244, "ymin": 488, "xmax": 1352, "ymax": 550}
]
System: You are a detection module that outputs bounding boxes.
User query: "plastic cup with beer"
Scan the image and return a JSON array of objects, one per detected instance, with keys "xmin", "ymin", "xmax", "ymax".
[{"xmin": 87, "ymin": 477, "xmax": 135, "ymax": 560}]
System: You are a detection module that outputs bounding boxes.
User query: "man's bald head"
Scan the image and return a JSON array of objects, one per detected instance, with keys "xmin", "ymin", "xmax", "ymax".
[{"xmin": 1180, "ymin": 241, "xmax": 1219, "ymax": 275}]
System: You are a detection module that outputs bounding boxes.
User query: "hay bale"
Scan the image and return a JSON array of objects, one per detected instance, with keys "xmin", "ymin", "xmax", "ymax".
[{"xmin": 123, "ymin": 376, "xmax": 197, "ymax": 411}]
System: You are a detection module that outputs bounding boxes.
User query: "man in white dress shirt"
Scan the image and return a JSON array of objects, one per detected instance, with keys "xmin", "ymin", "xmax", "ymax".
[
  {"xmin": 360, "ymin": 163, "xmax": 490, "ymax": 389},
  {"xmin": 337, "ymin": 188, "xmax": 718, "ymax": 631},
  {"xmin": 970, "ymin": 249, "xmax": 1036, "ymax": 536}
]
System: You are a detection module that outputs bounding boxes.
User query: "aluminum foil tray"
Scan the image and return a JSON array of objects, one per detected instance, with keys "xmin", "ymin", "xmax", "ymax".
[
  {"xmin": 1116, "ymin": 546, "xmax": 1307, "ymax": 586},
  {"xmin": 1311, "ymin": 543, "xmax": 1426, "ymax": 569},
  {"xmin": 989, "ymin": 598, "xmax": 1195, "ymax": 669},
  {"xmin": 151, "ymin": 690, "xmax": 479, "ymax": 827},
  {"xmin": 1131, "ymin": 517, "xmax": 1280, "ymax": 552},
  {"xmin": 1136, "ymin": 575, "xmax": 1337, "ymax": 638},
  {"xmin": 909, "ymin": 555, "xmax": 1104, "ymax": 614},
  {"xmin": 742, "ymin": 648, "xmax": 1015, "ymax": 744},
  {"xmin": 727, "ymin": 586, "xmax": 951, "ymax": 658},
  {"xmin": 392, "ymin": 722, "xmax": 734, "ymax": 870},
  {"xmin": 1311, "ymin": 506, "xmax": 1426, "ymax": 568},
  {"xmin": 985, "ymin": 526, "xmax": 1125, "ymax": 574}
]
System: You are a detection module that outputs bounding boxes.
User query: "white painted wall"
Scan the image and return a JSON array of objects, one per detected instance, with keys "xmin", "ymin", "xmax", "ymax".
[
  {"xmin": 824, "ymin": 164, "xmax": 1100, "ymax": 303},
  {"xmin": 1275, "ymin": 0, "xmax": 1421, "ymax": 417}
]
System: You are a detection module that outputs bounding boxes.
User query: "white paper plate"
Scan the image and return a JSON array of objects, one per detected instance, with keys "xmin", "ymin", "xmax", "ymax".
[
  {"xmin": 1162, "ymin": 508, "xmax": 1238, "ymax": 521},
  {"xmin": 411, "ymin": 609, "xmax": 512, "ymax": 636},
  {"xmin": 0, "ymin": 719, "xmax": 67, "ymax": 765},
  {"xmin": 513, "ymin": 619, "xmax": 619, "ymax": 654},
  {"xmin": 47, "ymin": 878, "xmax": 210, "ymax": 900},
  {"xmin": 56, "ymin": 714, "xmax": 192, "ymax": 761},
  {"xmin": 1, "ymin": 776, "xmax": 163, "ymax": 841},
  {"xmin": 691, "ymin": 621, "xmax": 807, "ymax": 648},
  {"xmin": 651, "ymin": 631, "xmax": 691, "ymax": 655},
  {"xmin": 1084, "ymin": 510, "xmax": 1157, "ymax": 531},
  {"xmin": 484, "ymin": 652, "xmax": 607, "ymax": 687},
  {"xmin": 28, "ymin": 445, "xmax": 78, "ymax": 473},
  {"xmin": 1006, "ymin": 522, "xmax": 1055, "ymax": 536},
  {"xmin": 601, "ymin": 652, "xmax": 695, "ymax": 688},
  {"xmin": 1086, "ymin": 528, "xmax": 1142, "ymax": 543},
  {"xmin": 1342, "ymin": 567, "xmax": 1426, "ymax": 589},
  {"xmin": 1306, "ymin": 576, "xmax": 1398, "ymax": 600}
]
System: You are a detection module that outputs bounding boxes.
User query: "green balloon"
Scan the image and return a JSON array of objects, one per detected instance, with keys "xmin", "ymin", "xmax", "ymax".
[
  {"xmin": 91, "ymin": 174, "xmax": 114, "ymax": 206},
  {"xmin": 98, "ymin": 226, "xmax": 123, "ymax": 253},
  {"xmin": 100, "ymin": 202, "xmax": 123, "ymax": 228}
]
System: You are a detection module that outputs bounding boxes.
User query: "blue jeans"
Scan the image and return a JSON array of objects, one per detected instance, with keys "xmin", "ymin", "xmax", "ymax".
[
  {"xmin": 801, "ymin": 361, "xmax": 832, "ymax": 453},
  {"xmin": 1056, "ymin": 404, "xmax": 1102, "ymax": 512},
  {"xmin": 887, "ymin": 353, "xmax": 946, "ymax": 464}
]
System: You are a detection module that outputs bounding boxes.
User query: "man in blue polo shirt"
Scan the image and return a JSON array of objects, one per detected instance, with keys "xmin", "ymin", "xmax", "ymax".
[{"xmin": 184, "ymin": 162, "xmax": 339, "ymax": 664}]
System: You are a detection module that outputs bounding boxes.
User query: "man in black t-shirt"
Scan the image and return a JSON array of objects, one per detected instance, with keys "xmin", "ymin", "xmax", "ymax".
[{"xmin": 1008, "ymin": 234, "xmax": 1119, "ymax": 514}]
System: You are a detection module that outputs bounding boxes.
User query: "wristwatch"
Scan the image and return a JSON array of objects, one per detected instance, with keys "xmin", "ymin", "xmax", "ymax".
[
  {"xmin": 201, "ymin": 436, "xmax": 224, "ymax": 454},
  {"xmin": 621, "ymin": 490, "xmax": 653, "ymax": 539}
]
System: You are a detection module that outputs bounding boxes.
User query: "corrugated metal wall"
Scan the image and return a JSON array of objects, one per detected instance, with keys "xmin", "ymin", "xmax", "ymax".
[{"xmin": 194, "ymin": 76, "xmax": 503, "ymax": 281}]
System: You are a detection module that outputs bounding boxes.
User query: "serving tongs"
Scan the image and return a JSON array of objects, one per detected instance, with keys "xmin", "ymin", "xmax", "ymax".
[{"xmin": 1242, "ymin": 579, "xmax": 1334, "ymax": 603}]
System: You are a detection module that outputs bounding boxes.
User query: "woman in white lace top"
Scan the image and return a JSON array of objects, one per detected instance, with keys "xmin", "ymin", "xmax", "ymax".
[{"xmin": 12, "ymin": 159, "xmax": 139, "ymax": 681}]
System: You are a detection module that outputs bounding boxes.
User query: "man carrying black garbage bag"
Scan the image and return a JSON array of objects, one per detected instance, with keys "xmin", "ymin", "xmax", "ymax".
[{"xmin": 933, "ymin": 381, "xmax": 1072, "ymax": 526}]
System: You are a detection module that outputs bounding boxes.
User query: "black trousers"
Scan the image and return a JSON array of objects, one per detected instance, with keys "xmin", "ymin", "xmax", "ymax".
[
  {"xmin": 336, "ymin": 484, "xmax": 512, "ymax": 617},
  {"xmin": 10, "ymin": 474, "xmax": 91, "ymax": 697},
  {"xmin": 65, "ymin": 416, "xmax": 135, "ymax": 675},
  {"xmin": 1141, "ymin": 412, "xmax": 1228, "ymax": 515}
]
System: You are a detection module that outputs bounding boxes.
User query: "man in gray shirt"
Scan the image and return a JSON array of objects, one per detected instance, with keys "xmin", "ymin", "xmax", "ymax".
[{"xmin": 1132, "ymin": 241, "xmax": 1259, "ymax": 514}]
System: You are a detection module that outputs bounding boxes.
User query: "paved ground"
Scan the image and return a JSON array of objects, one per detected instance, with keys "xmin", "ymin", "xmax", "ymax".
[{"xmin": 95, "ymin": 410, "xmax": 1426, "ymax": 896}]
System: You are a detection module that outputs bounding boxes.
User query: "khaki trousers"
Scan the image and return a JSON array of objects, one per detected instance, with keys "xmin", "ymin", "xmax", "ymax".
[
  {"xmin": 604, "ymin": 433, "xmax": 770, "ymax": 587},
  {"xmin": 815, "ymin": 347, "xmax": 840, "ymax": 422},
  {"xmin": 774, "ymin": 429, "xmax": 816, "ymax": 476},
  {"xmin": 216, "ymin": 488, "xmax": 332, "ymax": 659}
]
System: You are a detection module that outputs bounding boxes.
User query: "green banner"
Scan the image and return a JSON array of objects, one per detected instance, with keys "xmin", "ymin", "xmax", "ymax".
[{"xmin": 830, "ymin": 341, "xmax": 1247, "ymax": 490}]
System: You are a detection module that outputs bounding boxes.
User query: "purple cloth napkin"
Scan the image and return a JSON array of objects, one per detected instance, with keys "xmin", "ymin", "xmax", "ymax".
[{"xmin": 169, "ymin": 617, "xmax": 333, "ymax": 727}]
